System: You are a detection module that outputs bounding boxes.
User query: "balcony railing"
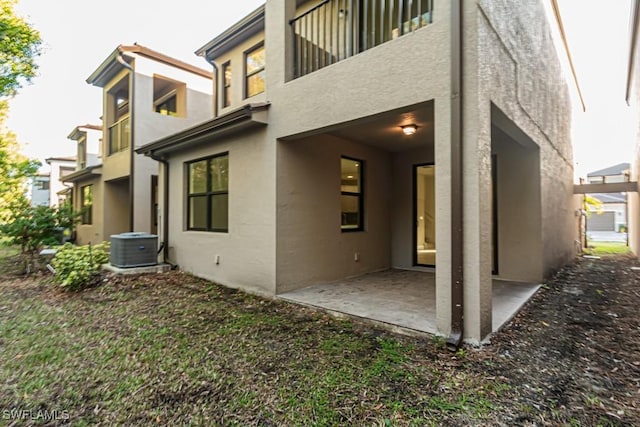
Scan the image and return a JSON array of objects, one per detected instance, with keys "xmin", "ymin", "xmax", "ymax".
[
  {"xmin": 108, "ymin": 116, "xmax": 130, "ymax": 155},
  {"xmin": 291, "ymin": 0, "xmax": 433, "ymax": 78}
]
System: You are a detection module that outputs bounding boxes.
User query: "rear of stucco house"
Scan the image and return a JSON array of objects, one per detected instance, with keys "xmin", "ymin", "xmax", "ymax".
[
  {"xmin": 65, "ymin": 46, "xmax": 214, "ymax": 245},
  {"xmin": 138, "ymin": 0, "xmax": 575, "ymax": 344}
]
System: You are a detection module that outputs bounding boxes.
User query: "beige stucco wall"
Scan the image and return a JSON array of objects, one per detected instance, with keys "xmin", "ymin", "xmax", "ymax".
[
  {"xmin": 276, "ymin": 134, "xmax": 392, "ymax": 292},
  {"xmin": 165, "ymin": 127, "xmax": 276, "ymax": 295},
  {"xmin": 211, "ymin": 31, "xmax": 267, "ymax": 115},
  {"xmin": 102, "ymin": 178, "xmax": 130, "ymax": 239},
  {"xmin": 74, "ymin": 177, "xmax": 104, "ymax": 245},
  {"xmin": 267, "ymin": 0, "xmax": 455, "ymax": 338},
  {"xmin": 459, "ymin": 0, "xmax": 574, "ymax": 342}
]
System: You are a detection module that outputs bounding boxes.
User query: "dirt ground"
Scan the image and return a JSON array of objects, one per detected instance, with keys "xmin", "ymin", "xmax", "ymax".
[{"xmin": 474, "ymin": 254, "xmax": 640, "ymax": 425}]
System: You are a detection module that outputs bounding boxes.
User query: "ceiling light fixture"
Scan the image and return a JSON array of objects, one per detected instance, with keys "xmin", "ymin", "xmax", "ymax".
[{"xmin": 401, "ymin": 124, "xmax": 417, "ymax": 135}]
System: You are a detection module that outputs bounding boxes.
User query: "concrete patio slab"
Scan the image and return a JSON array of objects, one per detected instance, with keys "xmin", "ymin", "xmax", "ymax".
[{"xmin": 279, "ymin": 270, "xmax": 539, "ymax": 336}]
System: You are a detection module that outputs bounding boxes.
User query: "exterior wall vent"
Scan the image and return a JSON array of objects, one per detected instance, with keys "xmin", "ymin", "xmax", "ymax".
[{"xmin": 109, "ymin": 232, "xmax": 158, "ymax": 268}]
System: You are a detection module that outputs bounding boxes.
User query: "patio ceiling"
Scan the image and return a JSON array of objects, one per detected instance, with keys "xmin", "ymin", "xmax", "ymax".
[{"xmin": 327, "ymin": 102, "xmax": 434, "ymax": 152}]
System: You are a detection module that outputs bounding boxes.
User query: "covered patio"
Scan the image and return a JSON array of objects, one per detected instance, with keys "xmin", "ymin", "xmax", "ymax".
[{"xmin": 279, "ymin": 269, "xmax": 539, "ymax": 336}]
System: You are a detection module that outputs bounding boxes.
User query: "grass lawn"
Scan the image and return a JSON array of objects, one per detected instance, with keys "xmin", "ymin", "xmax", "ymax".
[
  {"xmin": 585, "ymin": 241, "xmax": 630, "ymax": 256},
  {"xmin": 1, "ymin": 248, "xmax": 636, "ymax": 426},
  {"xmin": 0, "ymin": 258, "xmax": 505, "ymax": 426}
]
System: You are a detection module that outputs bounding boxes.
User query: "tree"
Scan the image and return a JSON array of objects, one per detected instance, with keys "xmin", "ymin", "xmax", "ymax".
[
  {"xmin": 0, "ymin": 101, "xmax": 40, "ymax": 223},
  {"xmin": 0, "ymin": 0, "xmax": 41, "ymax": 97}
]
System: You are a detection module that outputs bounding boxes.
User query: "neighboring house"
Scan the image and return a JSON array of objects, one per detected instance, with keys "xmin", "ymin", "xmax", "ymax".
[
  {"xmin": 587, "ymin": 162, "xmax": 631, "ymax": 184},
  {"xmin": 45, "ymin": 156, "xmax": 77, "ymax": 207},
  {"xmin": 62, "ymin": 125, "xmax": 103, "ymax": 244},
  {"xmin": 29, "ymin": 173, "xmax": 50, "ymax": 207},
  {"xmin": 138, "ymin": 0, "xmax": 575, "ymax": 344},
  {"xmin": 587, "ymin": 193, "xmax": 627, "ymax": 233},
  {"xmin": 584, "ymin": 164, "xmax": 630, "ymax": 233},
  {"xmin": 626, "ymin": 0, "xmax": 640, "ymax": 254},
  {"xmin": 65, "ymin": 45, "xmax": 213, "ymax": 245}
]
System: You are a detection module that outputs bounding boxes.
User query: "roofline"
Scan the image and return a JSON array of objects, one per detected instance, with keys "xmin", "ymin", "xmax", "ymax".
[
  {"xmin": 45, "ymin": 156, "xmax": 76, "ymax": 164},
  {"xmin": 550, "ymin": 0, "xmax": 586, "ymax": 112},
  {"xmin": 586, "ymin": 162, "xmax": 631, "ymax": 176},
  {"xmin": 62, "ymin": 165, "xmax": 102, "ymax": 183},
  {"xmin": 195, "ymin": 5, "xmax": 265, "ymax": 59},
  {"xmin": 137, "ymin": 103, "xmax": 270, "ymax": 157},
  {"xmin": 626, "ymin": 0, "xmax": 640, "ymax": 104},
  {"xmin": 67, "ymin": 124, "xmax": 102, "ymax": 140},
  {"xmin": 87, "ymin": 44, "xmax": 212, "ymax": 87}
]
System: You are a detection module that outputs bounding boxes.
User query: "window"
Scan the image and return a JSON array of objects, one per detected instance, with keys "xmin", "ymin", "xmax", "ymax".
[
  {"xmin": 81, "ymin": 185, "xmax": 93, "ymax": 225},
  {"xmin": 187, "ymin": 153, "xmax": 229, "ymax": 232},
  {"xmin": 108, "ymin": 116, "xmax": 130, "ymax": 155},
  {"xmin": 36, "ymin": 179, "xmax": 49, "ymax": 190},
  {"xmin": 245, "ymin": 44, "xmax": 265, "ymax": 98},
  {"xmin": 341, "ymin": 157, "xmax": 363, "ymax": 231},
  {"xmin": 78, "ymin": 135, "xmax": 87, "ymax": 169},
  {"xmin": 153, "ymin": 75, "xmax": 185, "ymax": 117},
  {"xmin": 222, "ymin": 61, "xmax": 232, "ymax": 107},
  {"xmin": 107, "ymin": 76, "xmax": 131, "ymax": 155}
]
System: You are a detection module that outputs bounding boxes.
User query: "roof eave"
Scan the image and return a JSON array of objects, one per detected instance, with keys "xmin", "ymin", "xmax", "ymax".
[
  {"xmin": 62, "ymin": 165, "xmax": 103, "ymax": 183},
  {"xmin": 86, "ymin": 46, "xmax": 130, "ymax": 87},
  {"xmin": 137, "ymin": 103, "xmax": 270, "ymax": 158},
  {"xmin": 195, "ymin": 5, "xmax": 266, "ymax": 59}
]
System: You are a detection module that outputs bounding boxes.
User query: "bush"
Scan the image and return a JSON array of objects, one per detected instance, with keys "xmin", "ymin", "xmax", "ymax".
[
  {"xmin": 0, "ymin": 202, "xmax": 80, "ymax": 255},
  {"xmin": 51, "ymin": 242, "xmax": 110, "ymax": 291}
]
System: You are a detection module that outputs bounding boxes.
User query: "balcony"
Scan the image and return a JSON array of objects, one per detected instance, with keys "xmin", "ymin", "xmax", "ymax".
[
  {"xmin": 291, "ymin": 0, "xmax": 433, "ymax": 78},
  {"xmin": 108, "ymin": 116, "xmax": 130, "ymax": 155}
]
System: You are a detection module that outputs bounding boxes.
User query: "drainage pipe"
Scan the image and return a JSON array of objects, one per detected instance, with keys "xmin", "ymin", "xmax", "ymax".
[
  {"xmin": 148, "ymin": 153, "xmax": 176, "ymax": 269},
  {"xmin": 447, "ymin": 0, "xmax": 464, "ymax": 351},
  {"xmin": 201, "ymin": 54, "xmax": 219, "ymax": 118},
  {"xmin": 116, "ymin": 53, "xmax": 136, "ymax": 232}
]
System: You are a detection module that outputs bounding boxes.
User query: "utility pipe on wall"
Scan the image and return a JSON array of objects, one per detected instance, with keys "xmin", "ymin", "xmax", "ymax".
[{"xmin": 447, "ymin": 0, "xmax": 464, "ymax": 351}]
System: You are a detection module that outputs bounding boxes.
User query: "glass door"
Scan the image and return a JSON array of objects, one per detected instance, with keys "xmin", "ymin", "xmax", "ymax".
[{"xmin": 415, "ymin": 164, "xmax": 435, "ymax": 266}]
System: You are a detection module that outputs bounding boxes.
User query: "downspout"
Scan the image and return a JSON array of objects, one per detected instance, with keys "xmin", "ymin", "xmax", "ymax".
[
  {"xmin": 201, "ymin": 53, "xmax": 219, "ymax": 117},
  {"xmin": 148, "ymin": 152, "xmax": 175, "ymax": 268},
  {"xmin": 116, "ymin": 53, "xmax": 135, "ymax": 232},
  {"xmin": 447, "ymin": 0, "xmax": 464, "ymax": 351}
]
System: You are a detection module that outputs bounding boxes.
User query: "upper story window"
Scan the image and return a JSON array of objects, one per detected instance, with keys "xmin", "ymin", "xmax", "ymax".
[
  {"xmin": 107, "ymin": 76, "xmax": 131, "ymax": 155},
  {"xmin": 153, "ymin": 75, "xmax": 186, "ymax": 117},
  {"xmin": 187, "ymin": 153, "xmax": 229, "ymax": 232},
  {"xmin": 245, "ymin": 44, "xmax": 265, "ymax": 98},
  {"xmin": 222, "ymin": 61, "xmax": 232, "ymax": 107},
  {"xmin": 77, "ymin": 135, "xmax": 87, "ymax": 169}
]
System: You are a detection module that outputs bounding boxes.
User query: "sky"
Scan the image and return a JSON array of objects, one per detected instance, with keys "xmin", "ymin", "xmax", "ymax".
[{"xmin": 4, "ymin": 0, "xmax": 638, "ymax": 180}]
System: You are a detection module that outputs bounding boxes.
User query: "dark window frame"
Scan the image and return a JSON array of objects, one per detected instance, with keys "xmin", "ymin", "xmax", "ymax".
[
  {"xmin": 340, "ymin": 156, "xmax": 364, "ymax": 232},
  {"xmin": 186, "ymin": 152, "xmax": 229, "ymax": 233},
  {"xmin": 222, "ymin": 61, "xmax": 232, "ymax": 107},
  {"xmin": 244, "ymin": 42, "xmax": 265, "ymax": 99}
]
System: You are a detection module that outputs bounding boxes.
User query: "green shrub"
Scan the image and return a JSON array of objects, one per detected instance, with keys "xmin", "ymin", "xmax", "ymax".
[{"xmin": 51, "ymin": 242, "xmax": 110, "ymax": 291}]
